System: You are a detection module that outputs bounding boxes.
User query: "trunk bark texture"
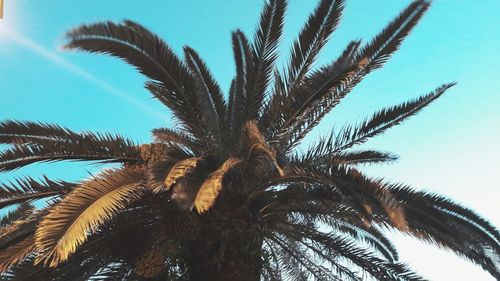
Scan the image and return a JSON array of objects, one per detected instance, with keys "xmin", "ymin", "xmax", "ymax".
[{"xmin": 187, "ymin": 208, "xmax": 263, "ymax": 281}]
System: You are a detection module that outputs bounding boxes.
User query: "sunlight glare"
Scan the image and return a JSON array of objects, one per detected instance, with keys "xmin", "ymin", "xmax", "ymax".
[{"xmin": 0, "ymin": 0, "xmax": 19, "ymax": 47}]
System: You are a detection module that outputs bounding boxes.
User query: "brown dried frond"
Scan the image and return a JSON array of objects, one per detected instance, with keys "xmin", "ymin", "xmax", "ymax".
[
  {"xmin": 241, "ymin": 120, "xmax": 266, "ymax": 151},
  {"xmin": 140, "ymin": 143, "xmax": 170, "ymax": 162},
  {"xmin": 194, "ymin": 157, "xmax": 242, "ymax": 214},
  {"xmin": 34, "ymin": 169, "xmax": 144, "ymax": 267},
  {"xmin": 0, "ymin": 234, "xmax": 35, "ymax": 272},
  {"xmin": 241, "ymin": 121, "xmax": 285, "ymax": 176},
  {"xmin": 154, "ymin": 157, "xmax": 201, "ymax": 193},
  {"xmin": 0, "ymin": 211, "xmax": 41, "ymax": 247}
]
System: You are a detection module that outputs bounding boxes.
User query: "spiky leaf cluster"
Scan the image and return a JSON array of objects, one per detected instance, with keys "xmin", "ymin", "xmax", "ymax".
[{"xmin": 0, "ymin": 1, "xmax": 498, "ymax": 280}]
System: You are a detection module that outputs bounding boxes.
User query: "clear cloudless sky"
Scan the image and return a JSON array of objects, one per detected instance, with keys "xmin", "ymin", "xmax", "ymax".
[{"xmin": 0, "ymin": 0, "xmax": 498, "ymax": 280}]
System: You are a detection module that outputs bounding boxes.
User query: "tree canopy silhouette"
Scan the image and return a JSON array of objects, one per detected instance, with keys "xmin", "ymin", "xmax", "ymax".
[{"xmin": 0, "ymin": 0, "xmax": 498, "ymax": 280}]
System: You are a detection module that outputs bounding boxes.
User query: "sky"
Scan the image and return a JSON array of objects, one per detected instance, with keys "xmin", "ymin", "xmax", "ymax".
[{"xmin": 0, "ymin": 0, "xmax": 499, "ymax": 280}]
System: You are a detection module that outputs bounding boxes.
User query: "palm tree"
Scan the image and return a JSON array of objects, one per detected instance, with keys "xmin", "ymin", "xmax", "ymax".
[{"xmin": 0, "ymin": 0, "xmax": 498, "ymax": 280}]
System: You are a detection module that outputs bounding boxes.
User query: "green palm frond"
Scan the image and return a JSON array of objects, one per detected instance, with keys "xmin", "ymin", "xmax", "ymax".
[
  {"xmin": 267, "ymin": 227, "xmax": 425, "ymax": 281},
  {"xmin": 262, "ymin": 0, "xmax": 346, "ymax": 133},
  {"xmin": 152, "ymin": 127, "xmax": 203, "ymax": 153},
  {"xmin": 65, "ymin": 20, "xmax": 211, "ymax": 141},
  {"xmin": 0, "ymin": 120, "xmax": 75, "ymax": 145},
  {"xmin": 229, "ymin": 30, "xmax": 254, "ymax": 146},
  {"xmin": 277, "ymin": 0, "xmax": 431, "ymax": 150},
  {"xmin": 388, "ymin": 184, "xmax": 500, "ymax": 279},
  {"xmin": 0, "ymin": 133, "xmax": 141, "ymax": 172},
  {"xmin": 184, "ymin": 46, "xmax": 227, "ymax": 141},
  {"xmin": 298, "ymin": 133, "xmax": 398, "ymax": 165},
  {"xmin": 0, "ymin": 203, "xmax": 34, "ymax": 227},
  {"xmin": 270, "ymin": 39, "xmax": 361, "ymax": 148},
  {"xmin": 334, "ymin": 83, "xmax": 455, "ymax": 151},
  {"xmin": 0, "ymin": 177, "xmax": 73, "ymax": 210},
  {"xmin": 248, "ymin": 0, "xmax": 287, "ymax": 119}
]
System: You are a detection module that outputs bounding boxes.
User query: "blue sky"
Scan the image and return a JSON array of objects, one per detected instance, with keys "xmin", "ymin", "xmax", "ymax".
[{"xmin": 0, "ymin": 0, "xmax": 499, "ymax": 280}]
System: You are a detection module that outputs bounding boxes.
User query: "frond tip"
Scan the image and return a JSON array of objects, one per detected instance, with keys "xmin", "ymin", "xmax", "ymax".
[{"xmin": 334, "ymin": 83, "xmax": 456, "ymax": 151}]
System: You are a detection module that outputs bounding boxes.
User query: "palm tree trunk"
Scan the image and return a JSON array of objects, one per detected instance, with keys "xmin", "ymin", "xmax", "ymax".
[
  {"xmin": 203, "ymin": 254, "xmax": 262, "ymax": 281},
  {"xmin": 187, "ymin": 209, "xmax": 263, "ymax": 281},
  {"xmin": 189, "ymin": 245, "xmax": 262, "ymax": 281}
]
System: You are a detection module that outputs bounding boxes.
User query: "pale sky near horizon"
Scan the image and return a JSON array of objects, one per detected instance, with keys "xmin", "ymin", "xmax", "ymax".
[{"xmin": 0, "ymin": 0, "xmax": 498, "ymax": 280}]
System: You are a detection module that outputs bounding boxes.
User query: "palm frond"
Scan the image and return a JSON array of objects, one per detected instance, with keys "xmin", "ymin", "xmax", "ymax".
[
  {"xmin": 274, "ymin": 40, "xmax": 361, "ymax": 146},
  {"xmin": 65, "ymin": 20, "xmax": 211, "ymax": 140},
  {"xmin": 184, "ymin": 46, "xmax": 227, "ymax": 129},
  {"xmin": 229, "ymin": 30, "xmax": 254, "ymax": 147},
  {"xmin": 0, "ymin": 203, "xmax": 34, "ymax": 227},
  {"xmin": 145, "ymin": 81, "xmax": 209, "ymax": 141},
  {"xmin": 144, "ymin": 146, "xmax": 194, "ymax": 193},
  {"xmin": 284, "ymin": 0, "xmax": 345, "ymax": 89},
  {"xmin": 333, "ymin": 167, "xmax": 407, "ymax": 230},
  {"xmin": 278, "ymin": 0, "xmax": 431, "ymax": 149},
  {"xmin": 334, "ymin": 223, "xmax": 399, "ymax": 261},
  {"xmin": 270, "ymin": 224, "xmax": 425, "ymax": 281},
  {"xmin": 152, "ymin": 127, "xmax": 202, "ymax": 153},
  {"xmin": 388, "ymin": 184, "xmax": 500, "ymax": 279},
  {"xmin": 0, "ymin": 212, "xmax": 41, "ymax": 273},
  {"xmin": 154, "ymin": 157, "xmax": 201, "ymax": 194},
  {"xmin": 288, "ymin": 163, "xmax": 406, "ymax": 229},
  {"xmin": 34, "ymin": 169, "xmax": 144, "ymax": 267},
  {"xmin": 298, "ymin": 134, "xmax": 398, "ymax": 165},
  {"xmin": 269, "ymin": 235, "xmax": 343, "ymax": 280},
  {"xmin": 241, "ymin": 121, "xmax": 284, "ymax": 177},
  {"xmin": 194, "ymin": 157, "xmax": 242, "ymax": 214},
  {"xmin": 261, "ymin": 0, "xmax": 345, "ymax": 132},
  {"xmin": 0, "ymin": 121, "xmax": 140, "ymax": 164},
  {"xmin": 330, "ymin": 150, "xmax": 398, "ymax": 165},
  {"xmin": 0, "ymin": 217, "xmax": 37, "ymax": 251},
  {"xmin": 357, "ymin": 0, "xmax": 430, "ymax": 73},
  {"xmin": 184, "ymin": 47, "xmax": 224, "ymax": 147},
  {"xmin": 89, "ymin": 262, "xmax": 132, "ymax": 281},
  {"xmin": 334, "ymin": 83, "xmax": 455, "ymax": 151},
  {"xmin": 226, "ymin": 79, "xmax": 237, "ymax": 141},
  {"xmin": 248, "ymin": 0, "xmax": 287, "ymax": 119},
  {"xmin": 0, "ymin": 235, "xmax": 35, "ymax": 273},
  {"xmin": 0, "ymin": 120, "xmax": 75, "ymax": 145},
  {"xmin": 65, "ymin": 20, "xmax": 189, "ymax": 90},
  {"xmin": 0, "ymin": 132, "xmax": 141, "ymax": 172},
  {"xmin": 0, "ymin": 176, "xmax": 73, "ymax": 210}
]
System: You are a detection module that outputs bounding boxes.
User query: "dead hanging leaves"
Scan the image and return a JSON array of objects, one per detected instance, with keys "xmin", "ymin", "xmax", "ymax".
[
  {"xmin": 156, "ymin": 157, "xmax": 242, "ymax": 214},
  {"xmin": 155, "ymin": 121, "xmax": 286, "ymax": 214},
  {"xmin": 157, "ymin": 157, "xmax": 201, "ymax": 194},
  {"xmin": 194, "ymin": 158, "xmax": 242, "ymax": 213},
  {"xmin": 241, "ymin": 120, "xmax": 285, "ymax": 177}
]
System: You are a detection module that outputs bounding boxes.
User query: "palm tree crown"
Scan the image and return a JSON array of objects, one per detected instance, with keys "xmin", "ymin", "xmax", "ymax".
[{"xmin": 0, "ymin": 0, "xmax": 498, "ymax": 280}]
